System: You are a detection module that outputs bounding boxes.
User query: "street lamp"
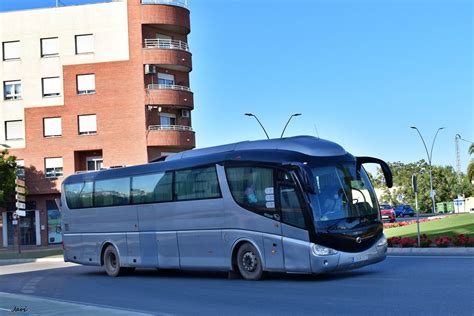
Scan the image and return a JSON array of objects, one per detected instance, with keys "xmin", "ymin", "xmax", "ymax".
[
  {"xmin": 245, "ymin": 113, "xmax": 270, "ymax": 140},
  {"xmin": 410, "ymin": 126, "xmax": 445, "ymax": 213},
  {"xmin": 280, "ymin": 113, "xmax": 302, "ymax": 138}
]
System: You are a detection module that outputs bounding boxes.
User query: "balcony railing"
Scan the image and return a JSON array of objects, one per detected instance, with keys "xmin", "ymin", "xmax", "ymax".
[
  {"xmin": 147, "ymin": 84, "xmax": 191, "ymax": 92},
  {"xmin": 141, "ymin": 0, "xmax": 188, "ymax": 9},
  {"xmin": 144, "ymin": 39, "xmax": 190, "ymax": 52},
  {"xmin": 148, "ymin": 125, "xmax": 193, "ymax": 131}
]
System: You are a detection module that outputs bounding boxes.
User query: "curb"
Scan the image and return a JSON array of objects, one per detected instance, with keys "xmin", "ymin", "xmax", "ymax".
[
  {"xmin": 0, "ymin": 258, "xmax": 65, "ymax": 264},
  {"xmin": 387, "ymin": 247, "xmax": 474, "ymax": 256}
]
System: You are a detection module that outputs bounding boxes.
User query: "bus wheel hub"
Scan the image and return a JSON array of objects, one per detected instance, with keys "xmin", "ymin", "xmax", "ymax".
[{"xmin": 242, "ymin": 252, "xmax": 257, "ymax": 272}]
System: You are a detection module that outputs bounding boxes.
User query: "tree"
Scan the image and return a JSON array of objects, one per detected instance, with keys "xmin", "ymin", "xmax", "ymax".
[
  {"xmin": 0, "ymin": 149, "xmax": 17, "ymax": 208},
  {"xmin": 468, "ymin": 144, "xmax": 474, "ymax": 182},
  {"xmin": 373, "ymin": 160, "xmax": 473, "ymax": 213}
]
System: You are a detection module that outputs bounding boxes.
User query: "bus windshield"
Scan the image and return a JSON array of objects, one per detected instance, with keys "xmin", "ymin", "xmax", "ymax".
[{"xmin": 309, "ymin": 162, "xmax": 379, "ymax": 226}]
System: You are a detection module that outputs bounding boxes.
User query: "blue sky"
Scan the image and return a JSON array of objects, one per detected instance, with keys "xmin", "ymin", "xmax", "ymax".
[{"xmin": 1, "ymin": 0, "xmax": 472, "ymax": 172}]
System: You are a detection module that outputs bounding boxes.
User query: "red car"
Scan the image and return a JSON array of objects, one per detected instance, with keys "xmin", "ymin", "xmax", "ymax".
[{"xmin": 379, "ymin": 203, "xmax": 396, "ymax": 222}]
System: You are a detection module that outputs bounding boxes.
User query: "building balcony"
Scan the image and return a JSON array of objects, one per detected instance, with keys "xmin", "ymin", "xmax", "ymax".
[
  {"xmin": 144, "ymin": 39, "xmax": 189, "ymax": 52},
  {"xmin": 146, "ymin": 84, "xmax": 194, "ymax": 109},
  {"xmin": 140, "ymin": 1, "xmax": 190, "ymax": 34},
  {"xmin": 147, "ymin": 125, "xmax": 195, "ymax": 147},
  {"xmin": 143, "ymin": 49, "xmax": 192, "ymax": 72}
]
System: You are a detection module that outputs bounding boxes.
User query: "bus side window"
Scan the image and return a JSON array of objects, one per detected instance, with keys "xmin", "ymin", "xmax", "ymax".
[
  {"xmin": 174, "ymin": 166, "xmax": 221, "ymax": 201},
  {"xmin": 94, "ymin": 177, "xmax": 131, "ymax": 207},
  {"xmin": 65, "ymin": 181, "xmax": 93, "ymax": 209},
  {"xmin": 226, "ymin": 166, "xmax": 277, "ymax": 217},
  {"xmin": 131, "ymin": 172, "xmax": 173, "ymax": 204}
]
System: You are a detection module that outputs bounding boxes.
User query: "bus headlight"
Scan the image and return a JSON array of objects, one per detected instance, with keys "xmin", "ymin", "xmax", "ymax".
[
  {"xmin": 311, "ymin": 244, "xmax": 338, "ymax": 256},
  {"xmin": 377, "ymin": 235, "xmax": 387, "ymax": 247}
]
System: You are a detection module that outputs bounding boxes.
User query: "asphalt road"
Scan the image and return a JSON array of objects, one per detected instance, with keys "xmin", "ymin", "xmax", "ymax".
[{"xmin": 0, "ymin": 256, "xmax": 473, "ymax": 316}]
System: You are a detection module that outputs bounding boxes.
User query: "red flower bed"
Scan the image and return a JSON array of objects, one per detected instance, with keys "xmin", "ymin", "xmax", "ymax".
[
  {"xmin": 434, "ymin": 236, "xmax": 452, "ymax": 247},
  {"xmin": 388, "ymin": 234, "xmax": 472, "ymax": 248}
]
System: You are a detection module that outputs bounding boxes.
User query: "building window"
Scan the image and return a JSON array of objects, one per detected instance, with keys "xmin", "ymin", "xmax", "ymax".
[
  {"xmin": 41, "ymin": 37, "xmax": 59, "ymax": 57},
  {"xmin": 160, "ymin": 113, "xmax": 176, "ymax": 126},
  {"xmin": 158, "ymin": 73, "xmax": 174, "ymax": 86},
  {"xmin": 43, "ymin": 117, "xmax": 62, "ymax": 138},
  {"xmin": 78, "ymin": 114, "xmax": 97, "ymax": 135},
  {"xmin": 42, "ymin": 77, "xmax": 61, "ymax": 97},
  {"xmin": 45, "ymin": 157, "xmax": 63, "ymax": 178},
  {"xmin": 15, "ymin": 159, "xmax": 25, "ymax": 178},
  {"xmin": 75, "ymin": 34, "xmax": 93, "ymax": 54},
  {"xmin": 5, "ymin": 120, "xmax": 23, "ymax": 140},
  {"xmin": 77, "ymin": 74, "xmax": 95, "ymax": 95},
  {"xmin": 2, "ymin": 41, "xmax": 20, "ymax": 60},
  {"xmin": 86, "ymin": 156, "xmax": 103, "ymax": 171},
  {"xmin": 4, "ymin": 80, "xmax": 22, "ymax": 100}
]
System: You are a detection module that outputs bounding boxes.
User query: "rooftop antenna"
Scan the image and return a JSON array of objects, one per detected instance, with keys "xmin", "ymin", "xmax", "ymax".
[
  {"xmin": 280, "ymin": 113, "xmax": 302, "ymax": 138},
  {"xmin": 313, "ymin": 123, "xmax": 320, "ymax": 139},
  {"xmin": 245, "ymin": 113, "xmax": 270, "ymax": 140}
]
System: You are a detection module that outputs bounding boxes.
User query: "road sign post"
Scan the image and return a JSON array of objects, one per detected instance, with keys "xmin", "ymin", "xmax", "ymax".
[
  {"xmin": 14, "ymin": 170, "xmax": 26, "ymax": 254},
  {"xmin": 412, "ymin": 174, "xmax": 421, "ymax": 247}
]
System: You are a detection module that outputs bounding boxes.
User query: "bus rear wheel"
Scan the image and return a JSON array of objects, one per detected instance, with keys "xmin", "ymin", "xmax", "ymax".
[
  {"xmin": 103, "ymin": 245, "xmax": 123, "ymax": 277},
  {"xmin": 237, "ymin": 243, "xmax": 263, "ymax": 281}
]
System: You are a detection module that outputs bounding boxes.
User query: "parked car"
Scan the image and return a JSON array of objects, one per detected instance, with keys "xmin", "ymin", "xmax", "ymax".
[
  {"xmin": 379, "ymin": 203, "xmax": 396, "ymax": 222},
  {"xmin": 395, "ymin": 204, "xmax": 415, "ymax": 217}
]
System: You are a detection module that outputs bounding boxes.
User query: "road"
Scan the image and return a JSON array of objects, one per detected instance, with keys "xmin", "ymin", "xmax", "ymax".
[{"xmin": 0, "ymin": 256, "xmax": 473, "ymax": 315}]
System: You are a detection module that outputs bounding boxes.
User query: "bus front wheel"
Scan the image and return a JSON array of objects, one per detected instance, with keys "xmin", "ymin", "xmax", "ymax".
[
  {"xmin": 237, "ymin": 243, "xmax": 263, "ymax": 281},
  {"xmin": 103, "ymin": 245, "xmax": 123, "ymax": 277}
]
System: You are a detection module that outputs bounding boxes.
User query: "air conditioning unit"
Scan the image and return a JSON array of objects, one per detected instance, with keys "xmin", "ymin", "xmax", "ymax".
[
  {"xmin": 144, "ymin": 64, "xmax": 156, "ymax": 75},
  {"xmin": 181, "ymin": 109, "xmax": 190, "ymax": 118}
]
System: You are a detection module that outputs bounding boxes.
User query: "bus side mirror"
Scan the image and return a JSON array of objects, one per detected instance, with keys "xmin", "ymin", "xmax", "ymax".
[{"xmin": 356, "ymin": 156, "xmax": 393, "ymax": 188}]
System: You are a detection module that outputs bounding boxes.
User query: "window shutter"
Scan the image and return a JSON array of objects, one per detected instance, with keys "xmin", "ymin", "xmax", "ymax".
[
  {"xmin": 79, "ymin": 115, "xmax": 97, "ymax": 133},
  {"xmin": 44, "ymin": 117, "xmax": 62, "ymax": 137},
  {"xmin": 76, "ymin": 34, "xmax": 93, "ymax": 54},
  {"xmin": 43, "ymin": 77, "xmax": 61, "ymax": 96},
  {"xmin": 45, "ymin": 157, "xmax": 63, "ymax": 169},
  {"xmin": 3, "ymin": 41, "xmax": 20, "ymax": 59},
  {"xmin": 5, "ymin": 121, "xmax": 23, "ymax": 140},
  {"xmin": 41, "ymin": 38, "xmax": 59, "ymax": 56},
  {"xmin": 77, "ymin": 74, "xmax": 95, "ymax": 92}
]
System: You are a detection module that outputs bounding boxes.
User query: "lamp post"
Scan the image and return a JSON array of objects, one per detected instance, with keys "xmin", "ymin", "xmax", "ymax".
[
  {"xmin": 410, "ymin": 126, "xmax": 445, "ymax": 214},
  {"xmin": 244, "ymin": 113, "xmax": 270, "ymax": 140},
  {"xmin": 280, "ymin": 113, "xmax": 302, "ymax": 138}
]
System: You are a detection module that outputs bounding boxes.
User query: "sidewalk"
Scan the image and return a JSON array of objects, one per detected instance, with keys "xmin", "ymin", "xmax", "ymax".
[{"xmin": 387, "ymin": 247, "xmax": 474, "ymax": 256}]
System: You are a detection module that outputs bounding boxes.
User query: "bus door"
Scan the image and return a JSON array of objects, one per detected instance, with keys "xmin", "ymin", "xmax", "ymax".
[{"xmin": 277, "ymin": 170, "xmax": 312, "ymax": 273}]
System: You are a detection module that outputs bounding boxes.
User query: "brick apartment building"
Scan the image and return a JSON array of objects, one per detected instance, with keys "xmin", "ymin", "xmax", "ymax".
[{"xmin": 0, "ymin": 0, "xmax": 195, "ymax": 248}]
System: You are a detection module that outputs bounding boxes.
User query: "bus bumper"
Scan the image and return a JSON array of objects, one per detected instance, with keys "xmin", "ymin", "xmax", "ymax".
[{"xmin": 310, "ymin": 235, "xmax": 387, "ymax": 273}]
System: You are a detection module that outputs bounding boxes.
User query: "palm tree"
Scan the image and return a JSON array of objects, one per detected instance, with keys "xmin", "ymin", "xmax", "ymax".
[{"xmin": 468, "ymin": 144, "xmax": 474, "ymax": 182}]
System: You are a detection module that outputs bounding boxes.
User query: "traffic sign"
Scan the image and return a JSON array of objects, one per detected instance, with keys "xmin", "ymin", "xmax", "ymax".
[
  {"xmin": 15, "ymin": 202, "xmax": 26, "ymax": 210},
  {"xmin": 16, "ymin": 186, "xmax": 26, "ymax": 194},
  {"xmin": 15, "ymin": 179, "xmax": 25, "ymax": 187},
  {"xmin": 16, "ymin": 210, "xmax": 26, "ymax": 217},
  {"xmin": 16, "ymin": 194, "xmax": 25, "ymax": 202}
]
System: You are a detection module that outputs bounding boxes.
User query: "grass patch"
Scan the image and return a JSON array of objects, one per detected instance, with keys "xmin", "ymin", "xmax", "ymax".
[
  {"xmin": 0, "ymin": 249, "xmax": 63, "ymax": 260},
  {"xmin": 385, "ymin": 213, "xmax": 474, "ymax": 239}
]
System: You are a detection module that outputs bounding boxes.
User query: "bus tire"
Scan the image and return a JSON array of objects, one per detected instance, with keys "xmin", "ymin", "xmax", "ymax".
[
  {"xmin": 237, "ymin": 243, "xmax": 263, "ymax": 281},
  {"xmin": 103, "ymin": 245, "xmax": 122, "ymax": 277}
]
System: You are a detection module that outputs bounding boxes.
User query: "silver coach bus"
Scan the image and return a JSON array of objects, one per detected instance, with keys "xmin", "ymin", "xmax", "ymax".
[{"xmin": 61, "ymin": 136, "xmax": 393, "ymax": 280}]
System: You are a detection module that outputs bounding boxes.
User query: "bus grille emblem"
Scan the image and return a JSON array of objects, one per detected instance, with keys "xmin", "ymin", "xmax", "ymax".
[{"xmin": 356, "ymin": 237, "xmax": 362, "ymax": 244}]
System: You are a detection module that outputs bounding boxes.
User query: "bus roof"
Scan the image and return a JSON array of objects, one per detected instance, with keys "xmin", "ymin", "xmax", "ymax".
[
  {"xmin": 166, "ymin": 135, "xmax": 346, "ymax": 161},
  {"xmin": 63, "ymin": 136, "xmax": 347, "ymax": 184}
]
